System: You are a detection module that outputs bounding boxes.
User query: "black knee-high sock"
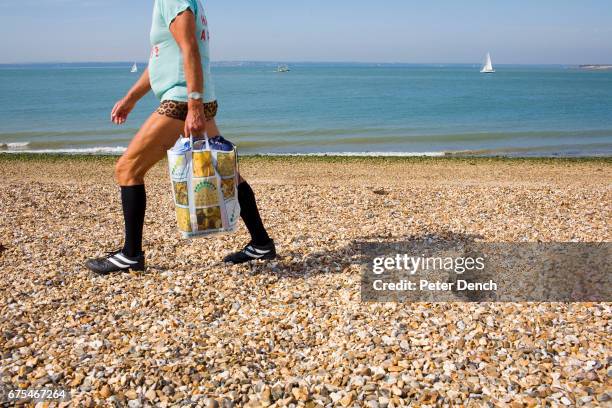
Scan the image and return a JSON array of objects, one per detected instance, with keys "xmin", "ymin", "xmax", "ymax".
[
  {"xmin": 237, "ymin": 181, "xmax": 271, "ymax": 246},
  {"xmin": 121, "ymin": 185, "xmax": 146, "ymax": 257}
]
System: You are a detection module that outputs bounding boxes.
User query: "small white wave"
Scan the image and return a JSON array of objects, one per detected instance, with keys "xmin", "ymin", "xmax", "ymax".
[
  {"xmin": 2, "ymin": 146, "xmax": 126, "ymax": 155},
  {"xmin": 0, "ymin": 142, "xmax": 30, "ymax": 149},
  {"xmin": 254, "ymin": 151, "xmax": 449, "ymax": 157}
]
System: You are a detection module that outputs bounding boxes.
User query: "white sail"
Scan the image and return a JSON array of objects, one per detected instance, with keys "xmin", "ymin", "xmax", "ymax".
[
  {"xmin": 480, "ymin": 53, "xmax": 495, "ymax": 73},
  {"xmin": 131, "ymin": 63, "xmax": 138, "ymax": 73}
]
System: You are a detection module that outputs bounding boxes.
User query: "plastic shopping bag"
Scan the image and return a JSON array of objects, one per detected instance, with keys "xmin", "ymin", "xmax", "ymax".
[{"xmin": 167, "ymin": 134, "xmax": 241, "ymax": 238}]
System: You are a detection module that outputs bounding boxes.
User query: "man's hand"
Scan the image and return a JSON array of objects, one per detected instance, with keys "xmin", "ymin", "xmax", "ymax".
[
  {"xmin": 184, "ymin": 100, "xmax": 207, "ymax": 137},
  {"xmin": 111, "ymin": 68, "xmax": 151, "ymax": 124},
  {"xmin": 111, "ymin": 96, "xmax": 136, "ymax": 125}
]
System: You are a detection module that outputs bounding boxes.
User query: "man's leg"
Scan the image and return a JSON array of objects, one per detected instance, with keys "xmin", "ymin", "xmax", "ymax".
[
  {"xmin": 223, "ymin": 176, "xmax": 276, "ymax": 264},
  {"xmin": 236, "ymin": 180, "xmax": 271, "ymax": 246},
  {"xmin": 201, "ymin": 119, "xmax": 275, "ymax": 264},
  {"xmin": 86, "ymin": 112, "xmax": 184, "ymax": 274},
  {"xmin": 205, "ymin": 119, "xmax": 274, "ymax": 253}
]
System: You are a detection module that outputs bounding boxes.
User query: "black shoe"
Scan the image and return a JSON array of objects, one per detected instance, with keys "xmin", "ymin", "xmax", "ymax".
[
  {"xmin": 223, "ymin": 240, "xmax": 276, "ymax": 264},
  {"xmin": 85, "ymin": 250, "xmax": 145, "ymax": 275}
]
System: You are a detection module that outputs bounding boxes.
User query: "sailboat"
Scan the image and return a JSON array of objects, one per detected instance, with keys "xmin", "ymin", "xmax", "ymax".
[
  {"xmin": 275, "ymin": 64, "xmax": 290, "ymax": 73},
  {"xmin": 130, "ymin": 63, "xmax": 138, "ymax": 73},
  {"xmin": 480, "ymin": 53, "xmax": 495, "ymax": 73}
]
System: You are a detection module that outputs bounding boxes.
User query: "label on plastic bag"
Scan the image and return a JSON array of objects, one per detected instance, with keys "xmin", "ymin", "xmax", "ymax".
[{"xmin": 168, "ymin": 152, "xmax": 189, "ymax": 180}]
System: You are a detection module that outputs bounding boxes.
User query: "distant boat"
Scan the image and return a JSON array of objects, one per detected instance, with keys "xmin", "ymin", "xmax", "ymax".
[
  {"xmin": 130, "ymin": 63, "xmax": 138, "ymax": 73},
  {"xmin": 579, "ymin": 64, "xmax": 612, "ymax": 71},
  {"xmin": 276, "ymin": 64, "xmax": 290, "ymax": 73},
  {"xmin": 480, "ymin": 53, "xmax": 495, "ymax": 73}
]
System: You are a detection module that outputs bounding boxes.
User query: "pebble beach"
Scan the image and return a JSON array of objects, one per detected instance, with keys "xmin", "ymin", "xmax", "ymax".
[{"xmin": 0, "ymin": 154, "xmax": 610, "ymax": 407}]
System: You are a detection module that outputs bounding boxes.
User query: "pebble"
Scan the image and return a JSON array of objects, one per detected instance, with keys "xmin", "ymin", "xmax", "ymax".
[
  {"xmin": 100, "ymin": 385, "xmax": 111, "ymax": 398},
  {"xmin": 145, "ymin": 388, "xmax": 157, "ymax": 401},
  {"xmin": 330, "ymin": 392, "xmax": 342, "ymax": 403},
  {"xmin": 598, "ymin": 393, "xmax": 611, "ymax": 402},
  {"xmin": 340, "ymin": 391, "xmax": 356, "ymax": 407},
  {"xmin": 127, "ymin": 400, "xmax": 142, "ymax": 408},
  {"xmin": 125, "ymin": 390, "xmax": 138, "ymax": 400}
]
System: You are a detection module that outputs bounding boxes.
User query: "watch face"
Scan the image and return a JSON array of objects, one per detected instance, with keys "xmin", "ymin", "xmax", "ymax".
[{"xmin": 189, "ymin": 92, "xmax": 203, "ymax": 100}]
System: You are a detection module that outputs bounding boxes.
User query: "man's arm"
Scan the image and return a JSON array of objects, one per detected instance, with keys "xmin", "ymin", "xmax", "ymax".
[
  {"xmin": 169, "ymin": 9, "xmax": 206, "ymax": 137},
  {"xmin": 126, "ymin": 68, "xmax": 152, "ymax": 102}
]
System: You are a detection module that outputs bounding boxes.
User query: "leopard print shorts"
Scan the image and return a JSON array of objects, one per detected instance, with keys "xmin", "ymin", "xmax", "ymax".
[{"xmin": 157, "ymin": 100, "xmax": 218, "ymax": 121}]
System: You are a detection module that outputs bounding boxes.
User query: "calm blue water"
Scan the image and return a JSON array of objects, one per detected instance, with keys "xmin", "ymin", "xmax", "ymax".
[{"xmin": 1, "ymin": 62, "xmax": 611, "ymax": 156}]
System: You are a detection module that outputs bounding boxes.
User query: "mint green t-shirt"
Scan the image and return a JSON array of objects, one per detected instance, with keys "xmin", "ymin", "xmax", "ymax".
[{"xmin": 149, "ymin": 0, "xmax": 216, "ymax": 103}]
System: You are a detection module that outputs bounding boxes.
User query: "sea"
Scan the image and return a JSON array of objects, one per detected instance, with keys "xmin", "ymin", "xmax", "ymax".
[{"xmin": 1, "ymin": 62, "xmax": 611, "ymax": 157}]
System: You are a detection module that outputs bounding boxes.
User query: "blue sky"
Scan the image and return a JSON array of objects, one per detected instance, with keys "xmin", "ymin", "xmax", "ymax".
[{"xmin": 0, "ymin": 0, "xmax": 610, "ymax": 64}]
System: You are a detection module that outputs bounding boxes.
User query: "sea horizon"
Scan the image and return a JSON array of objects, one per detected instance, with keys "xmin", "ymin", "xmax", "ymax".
[{"xmin": 3, "ymin": 60, "xmax": 609, "ymax": 67}]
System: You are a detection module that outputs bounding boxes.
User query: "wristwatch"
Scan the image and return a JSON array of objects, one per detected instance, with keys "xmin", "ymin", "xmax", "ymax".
[{"xmin": 188, "ymin": 91, "xmax": 203, "ymax": 101}]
